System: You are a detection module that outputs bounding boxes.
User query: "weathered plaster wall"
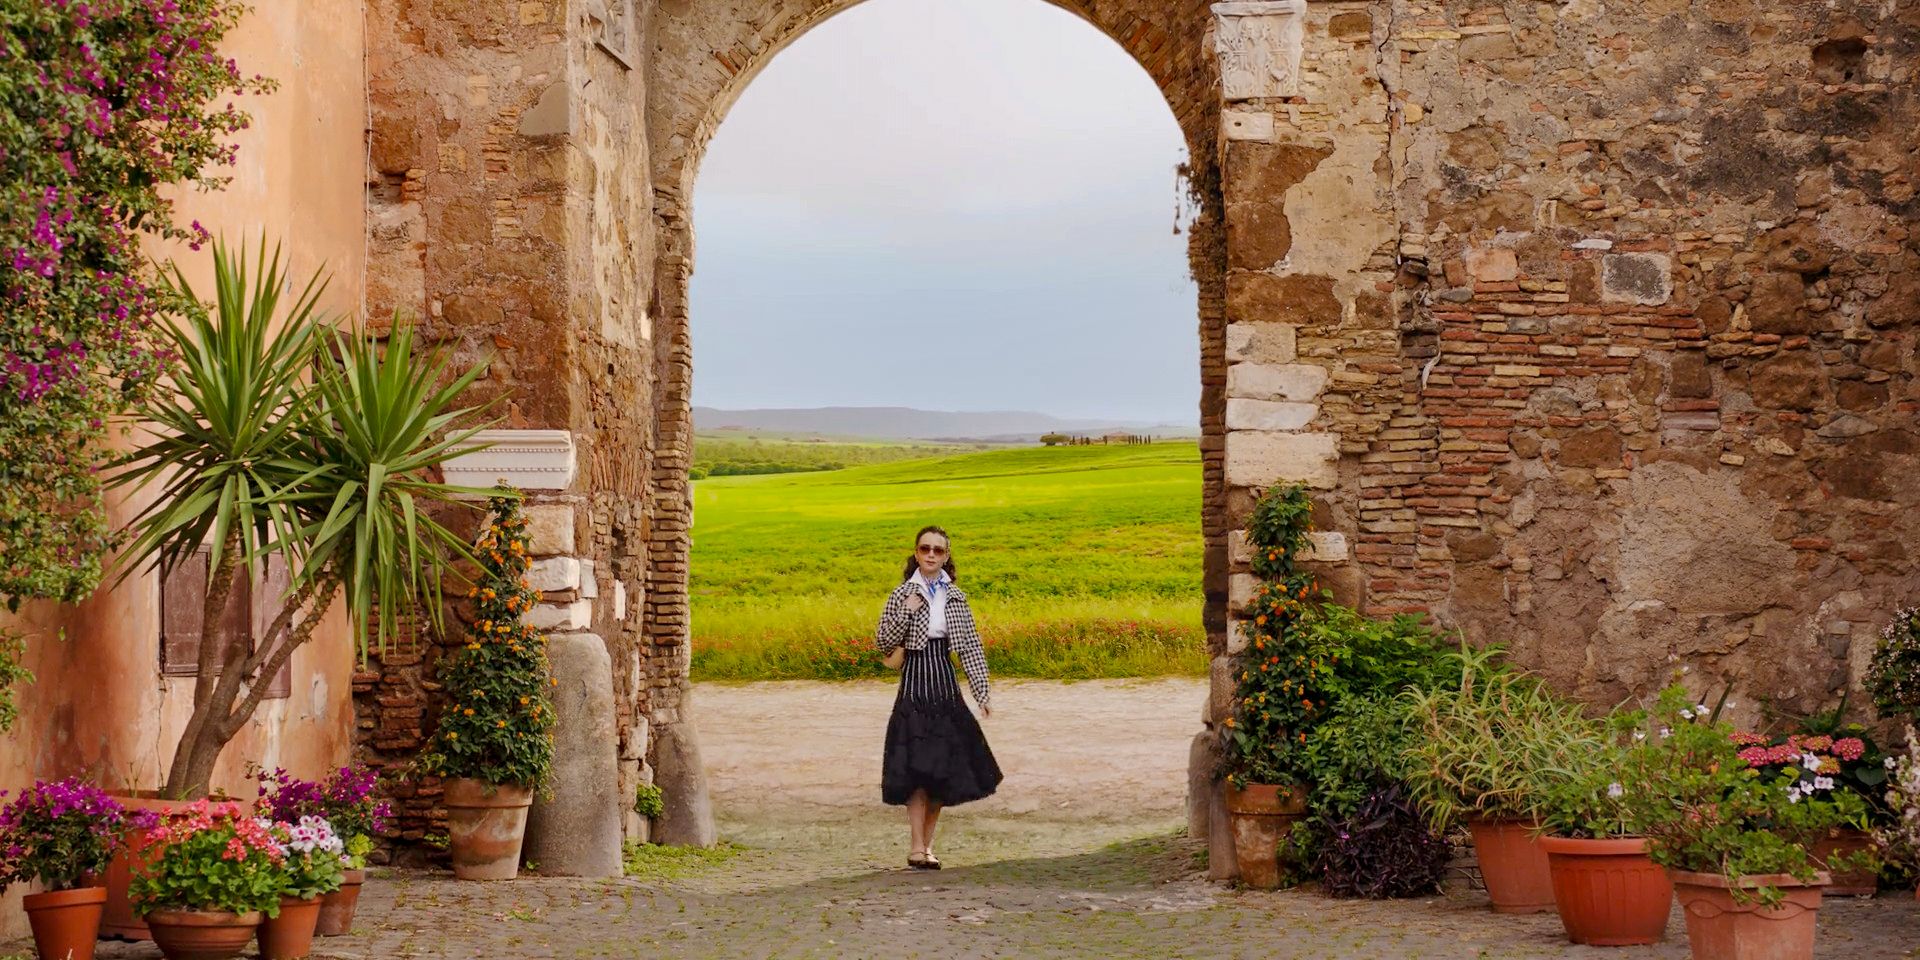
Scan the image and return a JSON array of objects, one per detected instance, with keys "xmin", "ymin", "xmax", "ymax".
[{"xmin": 0, "ymin": 0, "xmax": 365, "ymax": 935}]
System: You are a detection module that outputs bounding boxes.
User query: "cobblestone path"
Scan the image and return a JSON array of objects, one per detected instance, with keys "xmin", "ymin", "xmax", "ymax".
[{"xmin": 31, "ymin": 680, "xmax": 1920, "ymax": 959}]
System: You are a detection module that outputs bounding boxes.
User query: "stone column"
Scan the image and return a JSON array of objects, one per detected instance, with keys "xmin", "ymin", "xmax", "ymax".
[{"xmin": 1200, "ymin": 0, "xmax": 1396, "ymax": 881}]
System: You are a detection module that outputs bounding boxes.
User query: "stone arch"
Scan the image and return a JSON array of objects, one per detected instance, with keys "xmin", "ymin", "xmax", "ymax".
[{"xmin": 637, "ymin": 0, "xmax": 1237, "ymax": 723}]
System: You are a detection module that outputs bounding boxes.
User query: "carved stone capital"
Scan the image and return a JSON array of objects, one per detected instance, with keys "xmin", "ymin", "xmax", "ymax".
[
  {"xmin": 1211, "ymin": 0, "xmax": 1308, "ymax": 101},
  {"xmin": 443, "ymin": 429, "xmax": 577, "ymax": 493}
]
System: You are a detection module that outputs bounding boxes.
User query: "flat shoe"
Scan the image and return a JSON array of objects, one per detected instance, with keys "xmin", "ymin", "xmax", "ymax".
[
  {"xmin": 922, "ymin": 855, "xmax": 942, "ymax": 870},
  {"xmin": 908, "ymin": 853, "xmax": 933, "ymax": 869}
]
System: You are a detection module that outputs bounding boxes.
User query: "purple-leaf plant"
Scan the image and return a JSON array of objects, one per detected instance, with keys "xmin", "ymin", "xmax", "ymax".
[
  {"xmin": 0, "ymin": 776, "xmax": 158, "ymax": 891},
  {"xmin": 256, "ymin": 765, "xmax": 391, "ymax": 867},
  {"xmin": 0, "ymin": 0, "xmax": 272, "ymax": 608}
]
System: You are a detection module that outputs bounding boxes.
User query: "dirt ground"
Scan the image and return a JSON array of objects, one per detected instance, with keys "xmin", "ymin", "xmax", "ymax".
[
  {"xmin": 694, "ymin": 677, "xmax": 1204, "ymax": 823},
  {"xmin": 32, "ymin": 678, "xmax": 1920, "ymax": 959}
]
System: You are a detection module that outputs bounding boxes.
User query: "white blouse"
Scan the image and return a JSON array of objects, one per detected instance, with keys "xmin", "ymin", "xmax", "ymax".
[{"xmin": 910, "ymin": 569, "xmax": 950, "ymax": 639}]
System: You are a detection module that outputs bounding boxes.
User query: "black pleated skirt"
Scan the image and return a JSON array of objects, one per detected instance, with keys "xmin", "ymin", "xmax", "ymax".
[{"xmin": 881, "ymin": 637, "xmax": 1002, "ymax": 806}]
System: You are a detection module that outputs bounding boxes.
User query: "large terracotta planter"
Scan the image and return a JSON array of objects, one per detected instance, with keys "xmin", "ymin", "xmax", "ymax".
[
  {"xmin": 256, "ymin": 896, "xmax": 321, "ymax": 959},
  {"xmin": 315, "ymin": 868, "xmax": 365, "ymax": 936},
  {"xmin": 443, "ymin": 778, "xmax": 534, "ymax": 881},
  {"xmin": 1671, "ymin": 870, "xmax": 1828, "ymax": 960},
  {"xmin": 140, "ymin": 909, "xmax": 262, "ymax": 960},
  {"xmin": 1538, "ymin": 835, "xmax": 1673, "ymax": 945},
  {"xmin": 1466, "ymin": 818, "xmax": 1555, "ymax": 914},
  {"xmin": 1809, "ymin": 828, "xmax": 1877, "ymax": 896},
  {"xmin": 1222, "ymin": 782, "xmax": 1307, "ymax": 890},
  {"xmin": 22, "ymin": 885, "xmax": 106, "ymax": 960},
  {"xmin": 100, "ymin": 794, "xmax": 229, "ymax": 941}
]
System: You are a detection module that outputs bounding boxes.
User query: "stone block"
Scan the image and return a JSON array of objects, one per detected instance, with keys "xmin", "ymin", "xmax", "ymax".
[
  {"xmin": 1209, "ymin": 655, "xmax": 1236, "ymax": 729},
  {"xmin": 523, "ymin": 633, "xmax": 622, "ymax": 877},
  {"xmin": 1226, "ymin": 363, "xmax": 1329, "ymax": 403},
  {"xmin": 527, "ymin": 598, "xmax": 592, "ymax": 631},
  {"xmin": 1749, "ymin": 353, "xmax": 1822, "ymax": 410},
  {"xmin": 620, "ymin": 717, "xmax": 650, "ymax": 761},
  {"xmin": 1226, "ymin": 619, "xmax": 1251, "ymax": 654},
  {"xmin": 1225, "ymin": 142, "xmax": 1331, "ymax": 269},
  {"xmin": 1225, "ymin": 322, "xmax": 1297, "ymax": 364},
  {"xmin": 1466, "ymin": 247, "xmax": 1517, "ymax": 283},
  {"xmin": 653, "ymin": 697, "xmax": 717, "ymax": 848},
  {"xmin": 1208, "ymin": 781, "xmax": 1238, "ymax": 881},
  {"xmin": 1222, "ymin": 109, "xmax": 1275, "ymax": 142},
  {"xmin": 1229, "ymin": 573, "xmax": 1260, "ymax": 608},
  {"xmin": 526, "ymin": 557, "xmax": 581, "ymax": 592},
  {"xmin": 1228, "ymin": 530, "xmax": 1251, "ymax": 565},
  {"xmin": 612, "ymin": 580, "xmax": 627, "ymax": 621},
  {"xmin": 522, "ymin": 504, "xmax": 576, "ymax": 555},
  {"xmin": 1304, "ymin": 531, "xmax": 1349, "ymax": 562},
  {"xmin": 578, "ymin": 559, "xmax": 598, "ymax": 599},
  {"xmin": 1188, "ymin": 732, "xmax": 1219, "ymax": 841},
  {"xmin": 1602, "ymin": 253, "xmax": 1672, "ymax": 305},
  {"xmin": 1224, "ymin": 431, "xmax": 1339, "ymax": 489},
  {"xmin": 1748, "ymin": 272, "xmax": 1810, "ymax": 334},
  {"xmin": 443, "ymin": 429, "xmax": 576, "ymax": 492},
  {"xmin": 1226, "ymin": 398, "xmax": 1317, "ymax": 431},
  {"xmin": 1227, "ymin": 273, "xmax": 1339, "ymax": 327}
]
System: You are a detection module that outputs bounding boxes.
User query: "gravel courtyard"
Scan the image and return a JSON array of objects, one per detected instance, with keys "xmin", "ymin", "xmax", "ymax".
[{"xmin": 31, "ymin": 679, "xmax": 1920, "ymax": 959}]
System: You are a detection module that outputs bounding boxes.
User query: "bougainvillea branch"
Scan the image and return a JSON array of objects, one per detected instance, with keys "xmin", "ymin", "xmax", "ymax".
[{"xmin": 0, "ymin": 0, "xmax": 273, "ymax": 606}]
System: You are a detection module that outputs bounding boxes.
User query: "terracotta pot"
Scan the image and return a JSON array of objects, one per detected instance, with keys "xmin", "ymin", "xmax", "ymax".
[
  {"xmin": 443, "ymin": 778, "xmax": 534, "ymax": 881},
  {"xmin": 315, "ymin": 868, "xmax": 365, "ymax": 936},
  {"xmin": 141, "ymin": 909, "xmax": 262, "ymax": 960},
  {"xmin": 1466, "ymin": 818, "xmax": 1555, "ymax": 914},
  {"xmin": 1222, "ymin": 782, "xmax": 1307, "ymax": 890},
  {"xmin": 101, "ymin": 794, "xmax": 245, "ymax": 941},
  {"xmin": 1809, "ymin": 828, "xmax": 1877, "ymax": 896},
  {"xmin": 1671, "ymin": 869, "xmax": 1828, "ymax": 960},
  {"xmin": 22, "ymin": 885, "xmax": 106, "ymax": 960},
  {"xmin": 1538, "ymin": 835, "xmax": 1673, "ymax": 945},
  {"xmin": 256, "ymin": 896, "xmax": 322, "ymax": 959}
]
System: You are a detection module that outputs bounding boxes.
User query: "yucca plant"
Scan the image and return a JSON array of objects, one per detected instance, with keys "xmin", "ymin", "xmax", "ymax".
[{"xmin": 112, "ymin": 239, "xmax": 499, "ymax": 798}]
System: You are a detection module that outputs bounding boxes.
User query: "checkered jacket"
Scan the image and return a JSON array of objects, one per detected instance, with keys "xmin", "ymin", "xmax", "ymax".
[{"xmin": 876, "ymin": 579, "xmax": 991, "ymax": 709}]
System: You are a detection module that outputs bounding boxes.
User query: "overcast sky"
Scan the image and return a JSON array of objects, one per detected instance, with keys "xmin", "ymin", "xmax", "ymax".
[{"xmin": 688, "ymin": 0, "xmax": 1198, "ymax": 424}]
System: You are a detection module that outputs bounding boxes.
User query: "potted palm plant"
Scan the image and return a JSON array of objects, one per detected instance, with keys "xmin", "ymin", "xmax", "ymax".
[
  {"xmin": 418, "ymin": 492, "xmax": 556, "ymax": 880},
  {"xmin": 100, "ymin": 239, "xmax": 495, "ymax": 930},
  {"xmin": 1622, "ymin": 686, "xmax": 1870, "ymax": 960},
  {"xmin": 1401, "ymin": 652, "xmax": 1603, "ymax": 914},
  {"xmin": 0, "ymin": 778, "xmax": 155, "ymax": 960},
  {"xmin": 129, "ymin": 799, "xmax": 286, "ymax": 960},
  {"xmin": 1536, "ymin": 714, "xmax": 1674, "ymax": 945}
]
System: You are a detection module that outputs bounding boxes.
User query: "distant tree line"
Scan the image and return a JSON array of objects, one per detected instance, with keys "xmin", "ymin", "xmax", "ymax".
[{"xmin": 1039, "ymin": 433, "xmax": 1158, "ymax": 446}]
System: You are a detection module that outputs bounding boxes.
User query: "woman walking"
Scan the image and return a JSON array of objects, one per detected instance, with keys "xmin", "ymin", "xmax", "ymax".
[{"xmin": 875, "ymin": 525, "xmax": 1002, "ymax": 869}]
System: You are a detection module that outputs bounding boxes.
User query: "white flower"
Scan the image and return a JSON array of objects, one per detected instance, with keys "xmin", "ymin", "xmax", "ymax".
[
  {"xmin": 1678, "ymin": 708, "xmax": 1695, "ymax": 720},
  {"xmin": 1633, "ymin": 731, "xmax": 1646, "ymax": 741},
  {"xmin": 1787, "ymin": 786, "xmax": 1803, "ymax": 804},
  {"xmin": 1659, "ymin": 727, "xmax": 1672, "ymax": 739},
  {"xmin": 1802, "ymin": 752, "xmax": 1822, "ymax": 770},
  {"xmin": 1725, "ymin": 701, "xmax": 1736, "ymax": 710},
  {"xmin": 1888, "ymin": 757, "xmax": 1900, "ymax": 770},
  {"xmin": 1695, "ymin": 703, "xmax": 1709, "ymax": 716},
  {"xmin": 1813, "ymin": 776, "xmax": 1836, "ymax": 792},
  {"xmin": 1607, "ymin": 782, "xmax": 1624, "ymax": 799}
]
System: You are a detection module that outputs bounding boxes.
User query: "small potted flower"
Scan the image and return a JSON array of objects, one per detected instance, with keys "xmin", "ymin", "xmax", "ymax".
[
  {"xmin": 1401, "ymin": 665, "xmax": 1604, "ymax": 914},
  {"xmin": 1535, "ymin": 714, "xmax": 1674, "ymax": 945},
  {"xmin": 256, "ymin": 815, "xmax": 346, "ymax": 960},
  {"xmin": 1622, "ymin": 686, "xmax": 1870, "ymax": 960},
  {"xmin": 0, "ymin": 778, "xmax": 156, "ymax": 960},
  {"xmin": 1731, "ymin": 720, "xmax": 1889, "ymax": 896},
  {"xmin": 257, "ymin": 764, "xmax": 391, "ymax": 935},
  {"xmin": 129, "ymin": 799, "xmax": 288, "ymax": 960},
  {"xmin": 1876, "ymin": 726, "xmax": 1920, "ymax": 900}
]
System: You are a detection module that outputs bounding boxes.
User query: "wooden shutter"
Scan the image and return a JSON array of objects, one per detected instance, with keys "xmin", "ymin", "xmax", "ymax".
[
  {"xmin": 158, "ymin": 549, "xmax": 251, "ymax": 678},
  {"xmin": 252, "ymin": 555, "xmax": 293, "ymax": 700}
]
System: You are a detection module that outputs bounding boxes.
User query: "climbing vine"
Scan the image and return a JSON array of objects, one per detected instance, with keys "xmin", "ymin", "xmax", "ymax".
[{"xmin": 0, "ymin": 0, "xmax": 271, "ymax": 608}]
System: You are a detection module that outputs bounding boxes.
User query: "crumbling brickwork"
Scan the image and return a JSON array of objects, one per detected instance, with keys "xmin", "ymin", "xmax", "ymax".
[{"xmin": 357, "ymin": 0, "xmax": 1919, "ymax": 859}]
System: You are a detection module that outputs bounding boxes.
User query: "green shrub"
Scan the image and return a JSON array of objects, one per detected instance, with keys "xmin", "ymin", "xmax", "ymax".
[
  {"xmin": 634, "ymin": 783, "xmax": 665, "ymax": 820},
  {"xmin": 1400, "ymin": 648, "xmax": 1606, "ymax": 830},
  {"xmin": 1867, "ymin": 606, "xmax": 1920, "ymax": 723},
  {"xmin": 420, "ymin": 492, "xmax": 556, "ymax": 791}
]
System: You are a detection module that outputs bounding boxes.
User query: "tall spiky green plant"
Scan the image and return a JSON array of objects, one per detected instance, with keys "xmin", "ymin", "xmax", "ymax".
[{"xmin": 113, "ymin": 239, "xmax": 501, "ymax": 798}]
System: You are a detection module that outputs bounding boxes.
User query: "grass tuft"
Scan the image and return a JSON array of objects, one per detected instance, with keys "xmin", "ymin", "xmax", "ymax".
[{"xmin": 622, "ymin": 840, "xmax": 748, "ymax": 881}]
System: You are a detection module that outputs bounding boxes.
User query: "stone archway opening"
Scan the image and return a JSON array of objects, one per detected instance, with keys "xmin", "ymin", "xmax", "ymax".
[{"xmin": 641, "ymin": 0, "xmax": 1235, "ymax": 843}]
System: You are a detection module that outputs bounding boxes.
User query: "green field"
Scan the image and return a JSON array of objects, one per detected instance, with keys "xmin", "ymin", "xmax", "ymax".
[{"xmin": 689, "ymin": 442, "xmax": 1207, "ymax": 680}]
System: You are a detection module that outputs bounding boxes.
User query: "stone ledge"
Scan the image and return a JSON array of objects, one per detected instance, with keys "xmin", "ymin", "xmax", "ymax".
[{"xmin": 1224, "ymin": 431, "xmax": 1339, "ymax": 488}]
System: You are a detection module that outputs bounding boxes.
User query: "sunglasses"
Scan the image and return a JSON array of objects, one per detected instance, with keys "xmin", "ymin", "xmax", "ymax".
[{"xmin": 916, "ymin": 544, "xmax": 949, "ymax": 556}]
